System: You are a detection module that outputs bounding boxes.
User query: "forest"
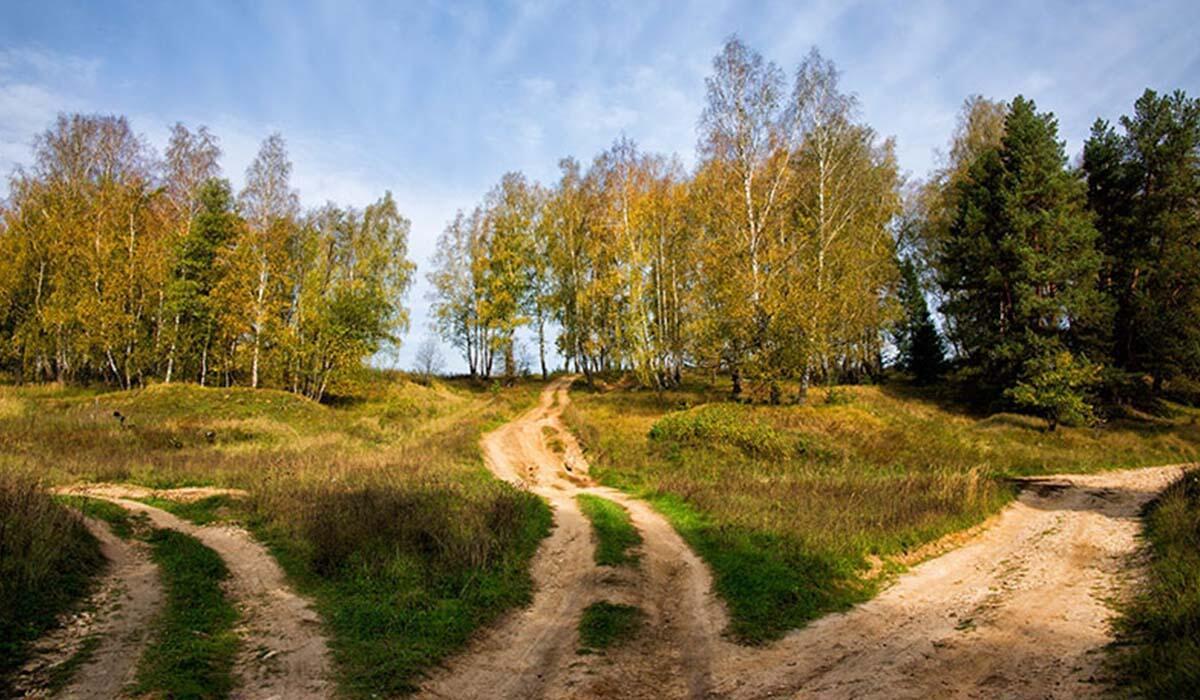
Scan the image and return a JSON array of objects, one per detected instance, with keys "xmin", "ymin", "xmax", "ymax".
[{"xmin": 2, "ymin": 37, "xmax": 1199, "ymax": 424}]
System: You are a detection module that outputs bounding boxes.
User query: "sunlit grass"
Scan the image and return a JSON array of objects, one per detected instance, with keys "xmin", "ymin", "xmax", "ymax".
[
  {"xmin": 566, "ymin": 376, "xmax": 1200, "ymax": 642},
  {"xmin": 0, "ymin": 371, "xmax": 555, "ymax": 697}
]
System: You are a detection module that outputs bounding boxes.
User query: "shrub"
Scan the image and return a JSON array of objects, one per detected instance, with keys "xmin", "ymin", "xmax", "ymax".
[{"xmin": 649, "ymin": 404, "xmax": 792, "ymax": 457}]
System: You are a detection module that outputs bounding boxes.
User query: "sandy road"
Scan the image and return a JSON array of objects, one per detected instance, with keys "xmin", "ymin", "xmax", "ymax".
[
  {"xmin": 53, "ymin": 486, "xmax": 332, "ymax": 700},
  {"xmin": 418, "ymin": 376, "xmax": 726, "ymax": 700},
  {"xmin": 713, "ymin": 465, "xmax": 1186, "ymax": 699},
  {"xmin": 421, "ymin": 377, "xmax": 1189, "ymax": 700}
]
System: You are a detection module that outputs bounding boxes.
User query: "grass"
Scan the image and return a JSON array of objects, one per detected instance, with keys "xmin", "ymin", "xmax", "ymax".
[
  {"xmin": 139, "ymin": 495, "xmax": 242, "ymax": 525},
  {"xmin": 566, "ymin": 376, "xmax": 1200, "ymax": 643},
  {"xmin": 0, "ymin": 371, "xmax": 556, "ymax": 697},
  {"xmin": 135, "ymin": 528, "xmax": 239, "ymax": 700},
  {"xmin": 0, "ymin": 469, "xmax": 105, "ymax": 690},
  {"xmin": 576, "ymin": 494, "xmax": 642, "ymax": 566},
  {"xmin": 578, "ymin": 602, "xmax": 643, "ymax": 652},
  {"xmin": 1113, "ymin": 469, "xmax": 1200, "ymax": 697}
]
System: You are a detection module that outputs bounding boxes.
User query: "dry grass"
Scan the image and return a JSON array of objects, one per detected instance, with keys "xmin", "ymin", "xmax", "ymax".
[
  {"xmin": 566, "ymin": 377, "xmax": 1200, "ymax": 641},
  {"xmin": 0, "ymin": 371, "xmax": 554, "ymax": 697},
  {"xmin": 0, "ymin": 468, "xmax": 104, "ymax": 689}
]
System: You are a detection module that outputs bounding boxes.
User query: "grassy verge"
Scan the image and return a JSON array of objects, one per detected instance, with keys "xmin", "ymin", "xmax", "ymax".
[
  {"xmin": 576, "ymin": 494, "xmax": 642, "ymax": 567},
  {"xmin": 0, "ymin": 470, "xmax": 105, "ymax": 689},
  {"xmin": 578, "ymin": 602, "xmax": 643, "ymax": 653},
  {"xmin": 135, "ymin": 528, "xmax": 239, "ymax": 700},
  {"xmin": 566, "ymin": 378, "xmax": 1200, "ymax": 643},
  {"xmin": 1114, "ymin": 469, "xmax": 1200, "ymax": 697}
]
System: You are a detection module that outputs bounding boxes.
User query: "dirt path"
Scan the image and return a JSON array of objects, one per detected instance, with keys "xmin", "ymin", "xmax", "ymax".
[
  {"xmin": 712, "ymin": 465, "xmax": 1187, "ymax": 699},
  {"xmin": 418, "ymin": 377, "xmax": 726, "ymax": 700},
  {"xmin": 421, "ymin": 378, "xmax": 1188, "ymax": 699},
  {"xmin": 58, "ymin": 486, "xmax": 332, "ymax": 700},
  {"xmin": 13, "ymin": 518, "xmax": 163, "ymax": 699}
]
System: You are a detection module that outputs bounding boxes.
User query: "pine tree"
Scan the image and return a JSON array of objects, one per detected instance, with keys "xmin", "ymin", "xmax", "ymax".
[
  {"xmin": 938, "ymin": 96, "xmax": 1105, "ymax": 404},
  {"xmin": 893, "ymin": 257, "xmax": 945, "ymax": 383},
  {"xmin": 1083, "ymin": 89, "xmax": 1200, "ymax": 391}
]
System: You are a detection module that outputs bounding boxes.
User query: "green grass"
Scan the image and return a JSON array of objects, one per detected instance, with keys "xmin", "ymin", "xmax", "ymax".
[
  {"xmin": 0, "ymin": 373, "xmax": 557, "ymax": 696},
  {"xmin": 0, "ymin": 470, "xmax": 105, "ymax": 691},
  {"xmin": 55, "ymin": 495, "xmax": 141, "ymax": 539},
  {"xmin": 566, "ymin": 377, "xmax": 1200, "ymax": 643},
  {"xmin": 139, "ymin": 495, "xmax": 242, "ymax": 525},
  {"xmin": 576, "ymin": 494, "xmax": 642, "ymax": 567},
  {"xmin": 1114, "ymin": 469, "xmax": 1200, "ymax": 697},
  {"xmin": 578, "ymin": 602, "xmax": 643, "ymax": 652},
  {"xmin": 252, "ymin": 487, "xmax": 551, "ymax": 697},
  {"xmin": 135, "ymin": 528, "xmax": 239, "ymax": 700}
]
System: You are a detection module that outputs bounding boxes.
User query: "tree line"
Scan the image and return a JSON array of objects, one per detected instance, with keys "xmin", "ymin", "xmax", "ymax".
[
  {"xmin": 429, "ymin": 37, "xmax": 1200, "ymax": 423},
  {"xmin": 2, "ymin": 36, "xmax": 1196, "ymax": 423},
  {"xmin": 0, "ymin": 116, "xmax": 414, "ymax": 400}
]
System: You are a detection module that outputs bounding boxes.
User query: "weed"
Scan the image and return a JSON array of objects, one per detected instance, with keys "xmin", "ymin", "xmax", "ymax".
[
  {"xmin": 1113, "ymin": 469, "xmax": 1200, "ymax": 697},
  {"xmin": 0, "ymin": 470, "xmax": 104, "ymax": 687},
  {"xmin": 567, "ymin": 377, "xmax": 1200, "ymax": 642}
]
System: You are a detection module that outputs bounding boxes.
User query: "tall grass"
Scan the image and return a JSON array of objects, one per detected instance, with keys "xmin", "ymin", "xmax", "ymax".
[
  {"xmin": 566, "ymin": 379, "xmax": 1200, "ymax": 642},
  {"xmin": 1115, "ymin": 469, "xmax": 1200, "ymax": 697},
  {"xmin": 0, "ymin": 373, "xmax": 555, "ymax": 697},
  {"xmin": 0, "ymin": 468, "xmax": 105, "ymax": 686}
]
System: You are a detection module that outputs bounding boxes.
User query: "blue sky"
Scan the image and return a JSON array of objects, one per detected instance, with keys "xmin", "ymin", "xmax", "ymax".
[{"xmin": 2, "ymin": 0, "xmax": 1198, "ymax": 371}]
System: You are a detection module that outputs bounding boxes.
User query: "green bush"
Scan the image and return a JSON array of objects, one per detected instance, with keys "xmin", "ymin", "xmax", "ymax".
[{"xmin": 649, "ymin": 404, "xmax": 793, "ymax": 457}]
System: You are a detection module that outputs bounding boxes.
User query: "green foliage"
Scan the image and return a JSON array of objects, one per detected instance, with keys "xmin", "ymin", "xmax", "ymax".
[
  {"xmin": 576, "ymin": 494, "xmax": 642, "ymax": 567},
  {"xmin": 1083, "ymin": 89, "xmax": 1200, "ymax": 391},
  {"xmin": 578, "ymin": 602, "xmax": 643, "ymax": 651},
  {"xmin": 892, "ymin": 257, "xmax": 945, "ymax": 383},
  {"xmin": 135, "ymin": 528, "xmax": 239, "ymax": 700},
  {"xmin": 939, "ymin": 95, "xmax": 1106, "ymax": 405},
  {"xmin": 1006, "ymin": 349, "xmax": 1101, "ymax": 430},
  {"xmin": 1115, "ymin": 470, "xmax": 1200, "ymax": 697},
  {"xmin": 0, "ymin": 470, "xmax": 104, "ymax": 688}
]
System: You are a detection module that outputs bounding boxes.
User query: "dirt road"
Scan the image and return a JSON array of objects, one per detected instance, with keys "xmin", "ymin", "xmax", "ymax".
[
  {"xmin": 422, "ymin": 377, "xmax": 1187, "ymax": 700},
  {"xmin": 418, "ymin": 376, "xmax": 725, "ymax": 700},
  {"xmin": 54, "ymin": 486, "xmax": 332, "ymax": 700}
]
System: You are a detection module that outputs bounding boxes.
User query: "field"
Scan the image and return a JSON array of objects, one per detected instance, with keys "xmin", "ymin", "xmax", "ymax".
[
  {"xmin": 565, "ymin": 377, "xmax": 1200, "ymax": 642},
  {"xmin": 0, "ymin": 373, "xmax": 552, "ymax": 697}
]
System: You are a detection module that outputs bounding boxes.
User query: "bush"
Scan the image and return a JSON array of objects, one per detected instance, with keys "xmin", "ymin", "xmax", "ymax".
[
  {"xmin": 1006, "ymin": 350, "xmax": 1101, "ymax": 430},
  {"xmin": 0, "ymin": 469, "xmax": 104, "ymax": 684},
  {"xmin": 649, "ymin": 404, "xmax": 793, "ymax": 457}
]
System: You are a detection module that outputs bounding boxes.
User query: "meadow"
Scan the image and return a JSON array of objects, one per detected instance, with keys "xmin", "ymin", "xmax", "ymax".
[
  {"xmin": 565, "ymin": 376, "xmax": 1200, "ymax": 642},
  {"xmin": 0, "ymin": 372, "xmax": 552, "ymax": 697}
]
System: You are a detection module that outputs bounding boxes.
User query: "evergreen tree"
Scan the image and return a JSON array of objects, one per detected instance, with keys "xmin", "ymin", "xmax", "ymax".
[
  {"xmin": 893, "ymin": 257, "xmax": 945, "ymax": 383},
  {"xmin": 938, "ymin": 96, "xmax": 1105, "ymax": 404},
  {"xmin": 1083, "ymin": 89, "xmax": 1200, "ymax": 390}
]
